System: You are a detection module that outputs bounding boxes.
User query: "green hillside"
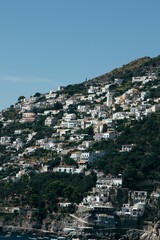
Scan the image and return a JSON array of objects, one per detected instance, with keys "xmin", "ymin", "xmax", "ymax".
[
  {"xmin": 87, "ymin": 55, "xmax": 160, "ymax": 86},
  {"xmin": 94, "ymin": 113, "xmax": 160, "ymax": 190}
]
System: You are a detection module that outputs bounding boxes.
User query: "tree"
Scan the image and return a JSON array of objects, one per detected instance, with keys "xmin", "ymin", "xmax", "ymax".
[
  {"xmin": 71, "ymin": 187, "xmax": 81, "ymax": 203},
  {"xmin": 82, "ymin": 126, "xmax": 94, "ymax": 136},
  {"xmin": 63, "ymin": 185, "xmax": 74, "ymax": 200},
  {"xmin": 29, "ymin": 193, "xmax": 39, "ymax": 207},
  {"xmin": 54, "ymin": 102, "xmax": 63, "ymax": 110},
  {"xmin": 34, "ymin": 92, "xmax": 41, "ymax": 97},
  {"xmin": 18, "ymin": 96, "xmax": 25, "ymax": 102}
]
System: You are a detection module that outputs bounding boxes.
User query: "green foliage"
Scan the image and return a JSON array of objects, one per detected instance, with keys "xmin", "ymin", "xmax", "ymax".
[
  {"xmin": 59, "ymin": 204, "xmax": 76, "ymax": 213},
  {"xmin": 88, "ymin": 55, "xmax": 160, "ymax": 95},
  {"xmin": 139, "ymin": 205, "xmax": 157, "ymax": 228},
  {"xmin": 81, "ymin": 126, "xmax": 94, "ymax": 136},
  {"xmin": 61, "ymin": 83, "xmax": 87, "ymax": 96},
  {"xmin": 95, "ymin": 114, "xmax": 160, "ymax": 189},
  {"xmin": 92, "ymin": 139, "xmax": 116, "ymax": 152},
  {"xmin": 67, "ymin": 104, "xmax": 77, "ymax": 114},
  {"xmin": 2, "ymin": 109, "xmax": 20, "ymax": 121},
  {"xmin": 62, "ymin": 154, "xmax": 78, "ymax": 167},
  {"xmin": 54, "ymin": 102, "xmax": 63, "ymax": 110},
  {"xmin": 32, "ymin": 118, "xmax": 55, "ymax": 139},
  {"xmin": 150, "ymin": 86, "xmax": 160, "ymax": 98},
  {"xmin": 0, "ymin": 171, "xmax": 96, "ymax": 217},
  {"xmin": 34, "ymin": 92, "xmax": 41, "ymax": 97},
  {"xmin": 47, "ymin": 157, "xmax": 61, "ymax": 169},
  {"xmin": 109, "ymin": 80, "xmax": 132, "ymax": 96},
  {"xmin": 18, "ymin": 96, "xmax": 25, "ymax": 102},
  {"xmin": 34, "ymin": 95, "xmax": 46, "ymax": 103}
]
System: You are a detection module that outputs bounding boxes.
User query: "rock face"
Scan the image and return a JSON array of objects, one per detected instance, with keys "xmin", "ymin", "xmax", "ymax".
[
  {"xmin": 0, "ymin": 212, "xmax": 82, "ymax": 236},
  {"xmin": 140, "ymin": 221, "xmax": 160, "ymax": 240},
  {"xmin": 109, "ymin": 188, "xmax": 129, "ymax": 209},
  {"xmin": 1, "ymin": 211, "xmax": 160, "ymax": 240},
  {"xmin": 126, "ymin": 230, "xmax": 140, "ymax": 240}
]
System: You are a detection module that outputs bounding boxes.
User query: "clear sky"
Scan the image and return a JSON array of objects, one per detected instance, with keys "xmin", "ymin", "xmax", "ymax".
[{"xmin": 0, "ymin": 0, "xmax": 160, "ymax": 110}]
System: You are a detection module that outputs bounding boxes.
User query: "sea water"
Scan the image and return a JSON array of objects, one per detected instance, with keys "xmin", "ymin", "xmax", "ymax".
[
  {"xmin": 0, "ymin": 234, "xmax": 64, "ymax": 240},
  {"xmin": 0, "ymin": 233, "xmax": 91, "ymax": 240}
]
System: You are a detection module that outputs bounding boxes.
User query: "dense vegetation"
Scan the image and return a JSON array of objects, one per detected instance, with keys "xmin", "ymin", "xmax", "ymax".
[
  {"xmin": 94, "ymin": 113, "xmax": 160, "ymax": 190},
  {"xmin": 150, "ymin": 85, "xmax": 160, "ymax": 98},
  {"xmin": 1, "ymin": 55, "xmax": 160, "ymax": 224},
  {"xmin": 60, "ymin": 83, "xmax": 87, "ymax": 96},
  {"xmin": 0, "ymin": 171, "xmax": 96, "ymax": 219},
  {"xmin": 87, "ymin": 55, "xmax": 160, "ymax": 86}
]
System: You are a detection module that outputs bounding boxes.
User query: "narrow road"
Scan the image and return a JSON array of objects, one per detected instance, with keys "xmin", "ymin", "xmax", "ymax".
[{"xmin": 70, "ymin": 214, "xmax": 88, "ymax": 224}]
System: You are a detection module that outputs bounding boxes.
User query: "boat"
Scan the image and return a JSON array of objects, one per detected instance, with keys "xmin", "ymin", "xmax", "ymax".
[{"xmin": 3, "ymin": 233, "xmax": 12, "ymax": 238}]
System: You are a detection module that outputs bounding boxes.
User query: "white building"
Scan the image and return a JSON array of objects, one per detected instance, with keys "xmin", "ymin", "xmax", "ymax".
[
  {"xmin": 12, "ymin": 138, "xmax": 23, "ymax": 150},
  {"xmin": 77, "ymin": 105, "xmax": 88, "ymax": 112},
  {"xmin": 20, "ymin": 112, "xmax": 36, "ymax": 123},
  {"xmin": 65, "ymin": 99, "xmax": 77, "ymax": 106},
  {"xmin": 88, "ymin": 86, "xmax": 96, "ymax": 94},
  {"xmin": 113, "ymin": 112, "xmax": 129, "ymax": 120},
  {"xmin": 40, "ymin": 142, "xmax": 57, "ymax": 150},
  {"xmin": 82, "ymin": 193, "xmax": 108, "ymax": 205},
  {"xmin": 121, "ymin": 144, "xmax": 136, "ymax": 152},
  {"xmin": 25, "ymin": 146, "xmax": 39, "ymax": 154},
  {"xmin": 57, "ymin": 165, "xmax": 76, "ymax": 173},
  {"xmin": 58, "ymin": 86, "xmax": 65, "ymax": 91},
  {"xmin": 14, "ymin": 130, "xmax": 23, "ymax": 135},
  {"xmin": 45, "ymin": 117, "xmax": 57, "ymax": 126},
  {"xmin": 103, "ymin": 131, "xmax": 118, "ymax": 140},
  {"xmin": 103, "ymin": 118, "xmax": 116, "ymax": 128},
  {"xmin": 27, "ymin": 132, "xmax": 37, "ymax": 142},
  {"xmin": 106, "ymin": 91, "xmax": 114, "ymax": 107},
  {"xmin": 64, "ymin": 113, "xmax": 76, "ymax": 121},
  {"xmin": 131, "ymin": 191, "xmax": 147, "ymax": 204},
  {"xmin": 61, "ymin": 120, "xmax": 79, "ymax": 129},
  {"xmin": 0, "ymin": 136, "xmax": 11, "ymax": 144},
  {"xmin": 80, "ymin": 152, "xmax": 104, "ymax": 165},
  {"xmin": 102, "ymin": 84, "xmax": 110, "ymax": 93},
  {"xmin": 121, "ymin": 202, "xmax": 145, "ymax": 217},
  {"xmin": 132, "ymin": 76, "xmax": 147, "ymax": 83},
  {"xmin": 70, "ymin": 151, "xmax": 82, "ymax": 161}
]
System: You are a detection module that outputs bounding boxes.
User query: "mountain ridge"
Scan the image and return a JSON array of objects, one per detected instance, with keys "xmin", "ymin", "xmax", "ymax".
[
  {"xmin": 0, "ymin": 54, "xmax": 160, "ymax": 236},
  {"xmin": 84, "ymin": 55, "xmax": 160, "ymax": 86}
]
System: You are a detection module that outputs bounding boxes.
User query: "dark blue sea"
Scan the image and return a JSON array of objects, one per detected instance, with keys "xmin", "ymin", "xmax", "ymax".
[
  {"xmin": 0, "ymin": 233, "xmax": 93, "ymax": 240},
  {"xmin": 0, "ymin": 234, "xmax": 68, "ymax": 240}
]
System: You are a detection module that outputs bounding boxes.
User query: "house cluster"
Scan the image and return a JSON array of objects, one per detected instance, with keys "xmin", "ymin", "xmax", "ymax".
[
  {"xmin": 77, "ymin": 171, "xmax": 149, "ymax": 228},
  {"xmin": 117, "ymin": 190, "xmax": 147, "ymax": 220},
  {"xmin": 0, "ymin": 70, "xmax": 159, "ymax": 177},
  {"xmin": 76, "ymin": 170, "xmax": 159, "ymax": 230},
  {"xmin": 77, "ymin": 172, "xmax": 121, "ymax": 228},
  {"xmin": 0, "ymin": 68, "xmax": 159, "ymax": 229},
  {"xmin": 113, "ymin": 86, "xmax": 160, "ymax": 121},
  {"xmin": 132, "ymin": 72, "xmax": 157, "ymax": 84}
]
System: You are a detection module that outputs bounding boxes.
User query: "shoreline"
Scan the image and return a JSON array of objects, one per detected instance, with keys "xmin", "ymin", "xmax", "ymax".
[
  {"xmin": 0, "ymin": 227, "xmax": 58, "ymax": 237},
  {"xmin": 0, "ymin": 225, "xmax": 148, "ymax": 240}
]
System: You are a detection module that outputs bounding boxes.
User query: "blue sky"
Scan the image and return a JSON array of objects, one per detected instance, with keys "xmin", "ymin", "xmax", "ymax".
[{"xmin": 0, "ymin": 0, "xmax": 160, "ymax": 110}]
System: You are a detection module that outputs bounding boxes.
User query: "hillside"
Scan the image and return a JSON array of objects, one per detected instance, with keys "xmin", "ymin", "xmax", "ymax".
[
  {"xmin": 86, "ymin": 55, "xmax": 160, "ymax": 86},
  {"xmin": 0, "ymin": 55, "xmax": 160, "ymax": 235},
  {"xmin": 94, "ymin": 113, "xmax": 160, "ymax": 190},
  {"xmin": 58, "ymin": 55, "xmax": 160, "ymax": 98}
]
